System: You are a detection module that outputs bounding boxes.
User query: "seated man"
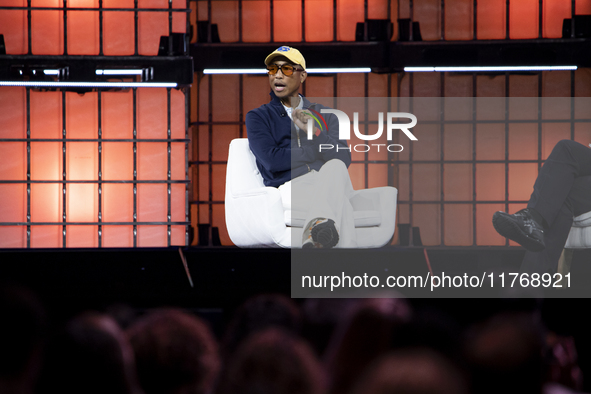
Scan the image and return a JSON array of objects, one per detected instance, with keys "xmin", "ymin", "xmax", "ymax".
[
  {"xmin": 245, "ymin": 46, "xmax": 355, "ymax": 248},
  {"xmin": 492, "ymin": 139, "xmax": 591, "ymax": 274}
]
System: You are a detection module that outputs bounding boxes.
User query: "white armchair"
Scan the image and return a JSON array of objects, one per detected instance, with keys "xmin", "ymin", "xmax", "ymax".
[{"xmin": 224, "ymin": 138, "xmax": 398, "ymax": 248}]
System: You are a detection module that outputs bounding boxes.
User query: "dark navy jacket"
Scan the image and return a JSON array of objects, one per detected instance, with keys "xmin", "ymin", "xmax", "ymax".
[{"xmin": 246, "ymin": 92, "xmax": 351, "ymax": 187}]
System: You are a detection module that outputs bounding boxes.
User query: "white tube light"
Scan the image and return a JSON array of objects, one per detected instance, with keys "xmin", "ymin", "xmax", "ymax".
[
  {"xmin": 203, "ymin": 67, "xmax": 371, "ymax": 74},
  {"xmin": 43, "ymin": 69, "xmax": 60, "ymax": 75},
  {"xmin": 405, "ymin": 66, "xmax": 578, "ymax": 72},
  {"xmin": 96, "ymin": 69, "xmax": 144, "ymax": 75},
  {"xmin": 0, "ymin": 81, "xmax": 177, "ymax": 88}
]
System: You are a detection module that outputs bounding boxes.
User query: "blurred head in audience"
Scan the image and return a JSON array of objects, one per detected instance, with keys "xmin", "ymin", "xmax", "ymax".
[
  {"xmin": 325, "ymin": 298, "xmax": 411, "ymax": 394},
  {"xmin": 222, "ymin": 294, "xmax": 301, "ymax": 359},
  {"xmin": 0, "ymin": 285, "xmax": 46, "ymax": 394},
  {"xmin": 217, "ymin": 327, "xmax": 325, "ymax": 394},
  {"xmin": 349, "ymin": 349, "xmax": 468, "ymax": 394},
  {"xmin": 127, "ymin": 308, "xmax": 219, "ymax": 394},
  {"xmin": 465, "ymin": 312, "xmax": 545, "ymax": 394},
  {"xmin": 38, "ymin": 311, "xmax": 141, "ymax": 394}
]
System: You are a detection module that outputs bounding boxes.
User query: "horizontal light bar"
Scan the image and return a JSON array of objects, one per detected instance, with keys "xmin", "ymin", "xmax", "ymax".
[
  {"xmin": 203, "ymin": 67, "xmax": 372, "ymax": 74},
  {"xmin": 43, "ymin": 69, "xmax": 60, "ymax": 75},
  {"xmin": 405, "ymin": 66, "xmax": 578, "ymax": 72},
  {"xmin": 0, "ymin": 81, "xmax": 177, "ymax": 88},
  {"xmin": 96, "ymin": 69, "xmax": 144, "ymax": 75}
]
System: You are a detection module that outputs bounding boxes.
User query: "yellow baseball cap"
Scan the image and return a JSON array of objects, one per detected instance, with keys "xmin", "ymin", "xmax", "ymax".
[{"xmin": 264, "ymin": 46, "xmax": 306, "ymax": 70}]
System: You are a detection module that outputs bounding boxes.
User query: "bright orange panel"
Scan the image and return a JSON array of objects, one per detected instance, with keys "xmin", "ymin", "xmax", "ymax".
[
  {"xmin": 104, "ymin": 0, "xmax": 135, "ymax": 55},
  {"xmin": 542, "ymin": 71, "xmax": 571, "ymax": 97},
  {"xmin": 31, "ymin": 142, "xmax": 61, "ymax": 180},
  {"xmin": 67, "ymin": 184, "xmax": 97, "ymax": 222},
  {"xmin": 138, "ymin": 0, "xmax": 169, "ymax": 55},
  {"xmin": 412, "ymin": 0, "xmax": 440, "ymax": 41},
  {"xmin": 172, "ymin": 0, "xmax": 187, "ymax": 33},
  {"xmin": 31, "ymin": 0, "xmax": 64, "ymax": 55},
  {"xmin": 67, "ymin": 226, "xmax": 98, "ymax": 247},
  {"xmin": 171, "ymin": 183, "xmax": 185, "ymax": 222},
  {"xmin": 475, "ymin": 164, "xmax": 505, "ymax": 201},
  {"xmin": 0, "ymin": 185, "xmax": 26, "ymax": 222},
  {"xmin": 413, "ymin": 164, "xmax": 440, "ymax": 201},
  {"xmin": 242, "ymin": 76, "xmax": 272, "ymax": 115},
  {"xmin": 171, "ymin": 142, "xmax": 186, "ymax": 179},
  {"xmin": 212, "ymin": 1, "xmax": 239, "ymax": 42},
  {"xmin": 0, "ymin": 0, "xmax": 28, "ymax": 54},
  {"xmin": 0, "ymin": 87, "xmax": 25, "ymax": 139},
  {"xmin": 137, "ymin": 88, "xmax": 167, "ymax": 139},
  {"xmin": 211, "ymin": 164, "xmax": 226, "ymax": 201},
  {"xmin": 103, "ymin": 184, "xmax": 133, "ymax": 222},
  {"xmin": 0, "ymin": 227, "xmax": 26, "ymax": 248},
  {"xmin": 30, "ymin": 226, "xmax": 61, "ymax": 248},
  {"xmin": 211, "ymin": 126, "xmax": 239, "ymax": 162},
  {"xmin": 579, "ymin": 0, "xmax": 591, "ymax": 13},
  {"xmin": 102, "ymin": 226, "xmax": 134, "ymax": 247},
  {"xmin": 509, "ymin": 0, "xmax": 538, "ymax": 39},
  {"xmin": 508, "ymin": 163, "xmax": 537, "ymax": 201},
  {"xmin": 66, "ymin": 92, "xmax": 98, "ymax": 139},
  {"xmin": 67, "ymin": 0, "xmax": 99, "ymax": 55},
  {"xmin": 445, "ymin": 0, "xmax": 473, "ymax": 40},
  {"xmin": 103, "ymin": 142, "xmax": 133, "ymax": 180},
  {"xmin": 171, "ymin": 225, "xmax": 185, "ymax": 246},
  {"xmin": 102, "ymin": 91, "xmax": 133, "ymax": 139},
  {"xmin": 542, "ymin": 123, "xmax": 571, "ymax": 158},
  {"xmin": 212, "ymin": 204, "xmax": 229, "ymax": 245},
  {"xmin": 337, "ymin": 0, "xmax": 363, "ymax": 41},
  {"xmin": 30, "ymin": 90, "xmax": 62, "ymax": 139},
  {"xmin": 212, "ymin": 75, "xmax": 240, "ymax": 122},
  {"xmin": 543, "ymin": 0, "xmax": 571, "ymax": 38},
  {"xmin": 575, "ymin": 69, "xmax": 591, "ymax": 98},
  {"xmin": 305, "ymin": 0, "xmax": 334, "ymax": 42},
  {"xmin": 444, "ymin": 164, "xmax": 472, "ymax": 201},
  {"xmin": 444, "ymin": 204, "xmax": 473, "ymax": 246},
  {"xmin": 274, "ymin": 0, "xmax": 302, "ymax": 42},
  {"xmin": 67, "ymin": 142, "xmax": 98, "ymax": 180},
  {"xmin": 0, "ymin": 143, "xmax": 26, "ymax": 180},
  {"xmin": 31, "ymin": 184, "xmax": 61, "ymax": 222},
  {"xmin": 367, "ymin": 163, "xmax": 389, "ymax": 188},
  {"xmin": 137, "ymin": 184, "xmax": 167, "ymax": 222},
  {"xmin": 476, "ymin": 0, "xmax": 505, "ymax": 40},
  {"xmin": 242, "ymin": 1, "xmax": 270, "ymax": 42},
  {"xmin": 508, "ymin": 123, "xmax": 538, "ymax": 160},
  {"xmin": 171, "ymin": 89, "xmax": 186, "ymax": 139},
  {"xmin": 476, "ymin": 124, "xmax": 505, "ymax": 161},
  {"xmin": 137, "ymin": 225, "xmax": 167, "ymax": 246},
  {"xmin": 138, "ymin": 143, "xmax": 167, "ymax": 180}
]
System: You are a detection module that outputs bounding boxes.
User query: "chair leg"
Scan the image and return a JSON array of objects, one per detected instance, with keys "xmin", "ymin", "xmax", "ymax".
[{"xmin": 556, "ymin": 248, "xmax": 574, "ymax": 287}]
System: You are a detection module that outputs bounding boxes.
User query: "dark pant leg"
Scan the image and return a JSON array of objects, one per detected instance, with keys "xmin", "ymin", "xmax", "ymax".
[
  {"xmin": 527, "ymin": 140, "xmax": 591, "ymax": 226},
  {"xmin": 521, "ymin": 176, "xmax": 591, "ymax": 274}
]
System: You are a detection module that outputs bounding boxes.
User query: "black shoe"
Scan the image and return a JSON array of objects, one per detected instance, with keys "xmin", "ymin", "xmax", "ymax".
[
  {"xmin": 302, "ymin": 218, "xmax": 339, "ymax": 248},
  {"xmin": 492, "ymin": 208, "xmax": 545, "ymax": 252}
]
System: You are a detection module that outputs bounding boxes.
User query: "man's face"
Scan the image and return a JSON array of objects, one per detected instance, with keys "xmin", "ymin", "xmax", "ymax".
[{"xmin": 267, "ymin": 56, "xmax": 307, "ymax": 101}]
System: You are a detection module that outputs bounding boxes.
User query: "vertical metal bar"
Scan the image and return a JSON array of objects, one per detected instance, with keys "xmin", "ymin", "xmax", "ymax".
[
  {"xmin": 27, "ymin": 0, "xmax": 32, "ymax": 55},
  {"xmin": 98, "ymin": 90, "xmax": 102, "ymax": 247},
  {"xmin": 571, "ymin": 70, "xmax": 575, "ymax": 140},
  {"xmin": 208, "ymin": 74, "xmax": 213, "ymax": 245},
  {"xmin": 239, "ymin": 74, "xmax": 244, "ymax": 138},
  {"xmin": 408, "ymin": 73, "xmax": 414, "ymax": 245},
  {"xmin": 302, "ymin": 0, "xmax": 305, "ymax": 42},
  {"xmin": 134, "ymin": 0, "xmax": 139, "ymax": 55},
  {"xmin": 440, "ymin": 73, "xmax": 445, "ymax": 246},
  {"xmin": 538, "ymin": 0, "xmax": 543, "ymax": 39},
  {"xmin": 270, "ymin": 0, "xmax": 274, "ymax": 42},
  {"xmin": 538, "ymin": 73, "xmax": 542, "ymax": 172},
  {"xmin": 333, "ymin": 0, "xmax": 337, "ymax": 42},
  {"xmin": 409, "ymin": 0, "xmax": 413, "ymax": 41},
  {"xmin": 99, "ymin": 0, "xmax": 103, "ymax": 55},
  {"xmin": 571, "ymin": 0, "xmax": 575, "ymax": 39},
  {"xmin": 473, "ymin": 0, "xmax": 477, "ymax": 40},
  {"xmin": 167, "ymin": 88, "xmax": 172, "ymax": 247},
  {"xmin": 26, "ymin": 88, "xmax": 31, "ymax": 248},
  {"xmin": 168, "ymin": 0, "xmax": 173, "ymax": 55},
  {"xmin": 504, "ymin": 72, "xmax": 509, "ymax": 245},
  {"xmin": 441, "ymin": 0, "xmax": 445, "ymax": 41},
  {"xmin": 239, "ymin": 0, "xmax": 243, "ymax": 42},
  {"xmin": 133, "ymin": 88, "xmax": 138, "ymax": 246},
  {"xmin": 62, "ymin": 90, "xmax": 67, "ymax": 247},
  {"xmin": 472, "ymin": 73, "xmax": 477, "ymax": 245},
  {"xmin": 185, "ymin": 87, "xmax": 190, "ymax": 246},
  {"xmin": 505, "ymin": 0, "xmax": 510, "ymax": 40},
  {"xmin": 364, "ymin": 74, "xmax": 368, "ymax": 189},
  {"xmin": 63, "ymin": 0, "xmax": 68, "ymax": 55}
]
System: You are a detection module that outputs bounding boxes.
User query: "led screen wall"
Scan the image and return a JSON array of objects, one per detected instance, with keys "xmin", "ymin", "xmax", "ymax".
[{"xmin": 0, "ymin": 0, "xmax": 189, "ymax": 248}]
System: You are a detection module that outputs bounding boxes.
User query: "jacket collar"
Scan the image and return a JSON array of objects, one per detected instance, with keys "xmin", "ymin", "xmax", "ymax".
[{"xmin": 269, "ymin": 91, "xmax": 311, "ymax": 109}]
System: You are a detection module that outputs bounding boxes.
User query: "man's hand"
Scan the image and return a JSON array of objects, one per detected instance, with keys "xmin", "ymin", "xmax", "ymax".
[{"xmin": 292, "ymin": 109, "xmax": 314, "ymax": 132}]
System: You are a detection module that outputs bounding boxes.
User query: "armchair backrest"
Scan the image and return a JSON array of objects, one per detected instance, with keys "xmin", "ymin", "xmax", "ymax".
[{"xmin": 226, "ymin": 138, "xmax": 265, "ymax": 197}]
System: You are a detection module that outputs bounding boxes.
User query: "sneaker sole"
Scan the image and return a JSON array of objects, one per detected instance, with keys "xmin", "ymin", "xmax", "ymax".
[
  {"xmin": 492, "ymin": 211, "xmax": 545, "ymax": 252},
  {"xmin": 311, "ymin": 219, "xmax": 339, "ymax": 248}
]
